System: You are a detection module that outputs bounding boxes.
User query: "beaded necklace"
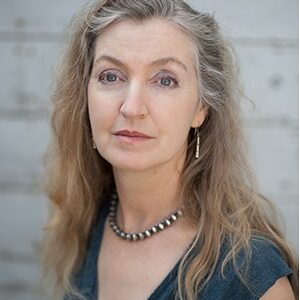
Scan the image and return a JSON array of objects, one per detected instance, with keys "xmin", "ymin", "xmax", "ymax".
[{"xmin": 108, "ymin": 192, "xmax": 183, "ymax": 241}]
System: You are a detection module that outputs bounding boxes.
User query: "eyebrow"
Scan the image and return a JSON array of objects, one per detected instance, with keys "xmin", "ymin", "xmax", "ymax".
[{"xmin": 94, "ymin": 55, "xmax": 188, "ymax": 72}]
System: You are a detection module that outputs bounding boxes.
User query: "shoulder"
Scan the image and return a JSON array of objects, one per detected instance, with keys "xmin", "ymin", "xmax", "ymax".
[
  {"xmin": 260, "ymin": 276, "xmax": 295, "ymax": 300},
  {"xmin": 244, "ymin": 237, "xmax": 292, "ymax": 274},
  {"xmin": 244, "ymin": 237, "xmax": 293, "ymax": 282},
  {"xmin": 199, "ymin": 237, "xmax": 294, "ymax": 300},
  {"xmin": 244, "ymin": 237, "xmax": 295, "ymax": 299}
]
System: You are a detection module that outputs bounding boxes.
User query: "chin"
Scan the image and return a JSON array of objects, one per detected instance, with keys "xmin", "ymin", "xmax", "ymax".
[
  {"xmin": 109, "ymin": 156, "xmax": 163, "ymax": 172},
  {"xmin": 100, "ymin": 149, "xmax": 169, "ymax": 172},
  {"xmin": 111, "ymin": 161, "xmax": 153, "ymax": 172}
]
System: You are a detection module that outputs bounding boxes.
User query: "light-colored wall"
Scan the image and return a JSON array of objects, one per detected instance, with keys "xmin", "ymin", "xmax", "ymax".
[{"xmin": 0, "ymin": 1, "xmax": 298, "ymax": 299}]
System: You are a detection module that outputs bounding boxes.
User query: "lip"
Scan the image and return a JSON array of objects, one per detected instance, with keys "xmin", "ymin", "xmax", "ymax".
[{"xmin": 113, "ymin": 130, "xmax": 153, "ymax": 138}]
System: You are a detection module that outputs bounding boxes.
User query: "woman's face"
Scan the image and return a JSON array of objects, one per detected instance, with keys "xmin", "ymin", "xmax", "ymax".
[{"xmin": 88, "ymin": 17, "xmax": 206, "ymax": 171}]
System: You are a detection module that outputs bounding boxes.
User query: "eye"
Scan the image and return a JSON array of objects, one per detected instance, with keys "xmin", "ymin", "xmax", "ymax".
[
  {"xmin": 98, "ymin": 71, "xmax": 124, "ymax": 85},
  {"xmin": 106, "ymin": 73, "xmax": 117, "ymax": 82},
  {"xmin": 157, "ymin": 75, "xmax": 179, "ymax": 88}
]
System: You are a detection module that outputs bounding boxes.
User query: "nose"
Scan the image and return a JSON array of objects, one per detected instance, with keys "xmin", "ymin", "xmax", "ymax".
[{"xmin": 120, "ymin": 80, "xmax": 148, "ymax": 119}]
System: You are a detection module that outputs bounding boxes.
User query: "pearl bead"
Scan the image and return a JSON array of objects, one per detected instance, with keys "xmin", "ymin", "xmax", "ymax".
[
  {"xmin": 151, "ymin": 226, "xmax": 157, "ymax": 233},
  {"xmin": 171, "ymin": 214, "xmax": 177, "ymax": 221},
  {"xmin": 158, "ymin": 223, "xmax": 164, "ymax": 230}
]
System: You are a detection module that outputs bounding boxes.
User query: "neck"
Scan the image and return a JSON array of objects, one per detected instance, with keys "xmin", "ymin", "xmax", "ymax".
[{"xmin": 112, "ymin": 154, "xmax": 186, "ymax": 233}]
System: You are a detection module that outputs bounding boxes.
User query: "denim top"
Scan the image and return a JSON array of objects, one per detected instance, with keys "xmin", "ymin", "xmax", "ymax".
[{"xmin": 64, "ymin": 197, "xmax": 293, "ymax": 300}]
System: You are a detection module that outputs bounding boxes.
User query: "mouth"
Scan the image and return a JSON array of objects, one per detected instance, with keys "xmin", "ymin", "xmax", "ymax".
[{"xmin": 113, "ymin": 130, "xmax": 154, "ymax": 143}]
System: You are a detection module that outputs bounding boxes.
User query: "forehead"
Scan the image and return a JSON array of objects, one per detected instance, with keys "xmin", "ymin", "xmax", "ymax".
[{"xmin": 93, "ymin": 17, "xmax": 196, "ymax": 70}]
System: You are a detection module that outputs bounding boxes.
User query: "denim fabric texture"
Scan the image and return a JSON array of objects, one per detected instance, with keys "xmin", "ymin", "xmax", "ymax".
[{"xmin": 63, "ymin": 196, "xmax": 293, "ymax": 300}]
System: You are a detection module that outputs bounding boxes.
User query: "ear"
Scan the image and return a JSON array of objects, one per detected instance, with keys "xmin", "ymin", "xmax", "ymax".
[{"xmin": 191, "ymin": 102, "xmax": 208, "ymax": 128}]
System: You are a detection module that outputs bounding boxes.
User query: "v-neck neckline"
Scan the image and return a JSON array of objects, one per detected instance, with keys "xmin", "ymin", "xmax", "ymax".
[{"xmin": 93, "ymin": 197, "xmax": 193, "ymax": 300}]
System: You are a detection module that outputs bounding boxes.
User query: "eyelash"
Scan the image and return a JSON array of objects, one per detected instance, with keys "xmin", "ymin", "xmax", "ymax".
[{"xmin": 97, "ymin": 71, "xmax": 179, "ymax": 89}]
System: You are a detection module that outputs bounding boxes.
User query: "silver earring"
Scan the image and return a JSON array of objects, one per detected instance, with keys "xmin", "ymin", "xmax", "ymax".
[
  {"xmin": 194, "ymin": 127, "xmax": 200, "ymax": 159},
  {"xmin": 92, "ymin": 135, "xmax": 97, "ymax": 149}
]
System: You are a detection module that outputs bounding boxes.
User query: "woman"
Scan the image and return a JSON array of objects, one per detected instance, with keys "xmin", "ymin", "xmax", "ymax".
[{"xmin": 40, "ymin": 0, "xmax": 298, "ymax": 299}]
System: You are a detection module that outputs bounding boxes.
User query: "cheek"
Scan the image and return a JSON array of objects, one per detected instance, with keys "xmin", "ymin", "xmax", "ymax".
[
  {"xmin": 169, "ymin": 98, "xmax": 197, "ymax": 127},
  {"xmin": 89, "ymin": 99, "xmax": 111, "ymax": 128},
  {"xmin": 87, "ymin": 86, "xmax": 119, "ymax": 131},
  {"xmin": 171, "ymin": 105, "xmax": 198, "ymax": 144},
  {"xmin": 156, "ymin": 105, "xmax": 193, "ymax": 144}
]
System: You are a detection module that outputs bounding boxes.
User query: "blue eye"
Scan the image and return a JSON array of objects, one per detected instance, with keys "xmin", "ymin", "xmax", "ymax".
[
  {"xmin": 158, "ymin": 76, "xmax": 178, "ymax": 88},
  {"xmin": 106, "ymin": 73, "xmax": 117, "ymax": 82},
  {"xmin": 160, "ymin": 78, "xmax": 171, "ymax": 86},
  {"xmin": 98, "ymin": 71, "xmax": 121, "ymax": 85}
]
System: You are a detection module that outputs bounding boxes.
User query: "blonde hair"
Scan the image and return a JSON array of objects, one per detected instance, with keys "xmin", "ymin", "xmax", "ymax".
[{"xmin": 40, "ymin": 0, "xmax": 298, "ymax": 299}]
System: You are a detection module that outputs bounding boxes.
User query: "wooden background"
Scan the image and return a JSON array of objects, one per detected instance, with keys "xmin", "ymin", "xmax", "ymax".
[{"xmin": 0, "ymin": 0, "xmax": 298, "ymax": 299}]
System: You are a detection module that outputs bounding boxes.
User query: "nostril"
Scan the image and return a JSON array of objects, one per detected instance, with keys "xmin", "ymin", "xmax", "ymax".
[{"xmin": 120, "ymin": 102, "xmax": 147, "ymax": 119}]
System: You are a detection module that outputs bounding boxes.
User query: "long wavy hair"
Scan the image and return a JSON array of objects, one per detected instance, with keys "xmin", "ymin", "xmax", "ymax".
[{"xmin": 40, "ymin": 0, "xmax": 298, "ymax": 299}]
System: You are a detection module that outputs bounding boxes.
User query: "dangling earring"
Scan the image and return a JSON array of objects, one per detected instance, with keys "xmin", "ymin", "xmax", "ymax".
[
  {"xmin": 194, "ymin": 127, "xmax": 200, "ymax": 159},
  {"xmin": 92, "ymin": 135, "xmax": 97, "ymax": 149}
]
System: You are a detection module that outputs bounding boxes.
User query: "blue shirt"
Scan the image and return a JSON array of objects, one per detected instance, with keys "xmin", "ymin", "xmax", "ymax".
[{"xmin": 64, "ymin": 197, "xmax": 293, "ymax": 300}]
